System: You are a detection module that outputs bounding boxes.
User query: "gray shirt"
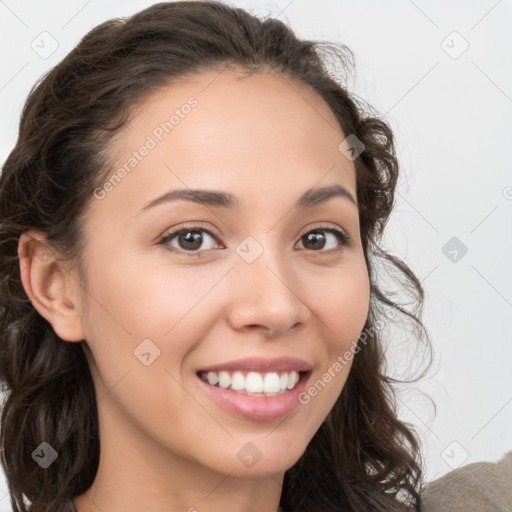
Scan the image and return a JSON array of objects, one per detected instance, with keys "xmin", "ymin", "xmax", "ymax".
[{"xmin": 421, "ymin": 451, "xmax": 512, "ymax": 511}]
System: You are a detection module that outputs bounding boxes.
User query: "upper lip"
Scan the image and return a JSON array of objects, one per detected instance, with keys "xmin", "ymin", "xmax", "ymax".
[{"xmin": 198, "ymin": 356, "xmax": 313, "ymax": 374}]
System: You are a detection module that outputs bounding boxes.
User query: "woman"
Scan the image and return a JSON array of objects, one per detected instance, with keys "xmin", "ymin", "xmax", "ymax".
[{"xmin": 1, "ymin": 2, "xmax": 505, "ymax": 511}]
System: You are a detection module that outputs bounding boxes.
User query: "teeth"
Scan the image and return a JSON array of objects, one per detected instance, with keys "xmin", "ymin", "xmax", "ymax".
[
  {"xmin": 199, "ymin": 370, "xmax": 301, "ymax": 395},
  {"xmin": 207, "ymin": 372, "xmax": 219, "ymax": 386},
  {"xmin": 287, "ymin": 372, "xmax": 298, "ymax": 390},
  {"xmin": 218, "ymin": 371, "xmax": 230, "ymax": 389},
  {"xmin": 263, "ymin": 372, "xmax": 281, "ymax": 393},
  {"xmin": 246, "ymin": 372, "xmax": 263, "ymax": 393},
  {"xmin": 231, "ymin": 371, "xmax": 245, "ymax": 390},
  {"xmin": 280, "ymin": 373, "xmax": 288, "ymax": 390}
]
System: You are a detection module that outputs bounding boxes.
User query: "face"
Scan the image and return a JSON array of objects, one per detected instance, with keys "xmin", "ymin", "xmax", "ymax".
[{"xmin": 76, "ymin": 69, "xmax": 370, "ymax": 479}]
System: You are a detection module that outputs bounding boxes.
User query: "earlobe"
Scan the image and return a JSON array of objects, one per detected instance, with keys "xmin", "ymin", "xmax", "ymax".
[{"xmin": 17, "ymin": 231, "xmax": 86, "ymax": 342}]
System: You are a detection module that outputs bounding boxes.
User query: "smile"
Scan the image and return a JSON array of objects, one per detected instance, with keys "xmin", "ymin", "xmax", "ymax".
[
  {"xmin": 196, "ymin": 370, "xmax": 312, "ymax": 421},
  {"xmin": 198, "ymin": 370, "xmax": 301, "ymax": 396}
]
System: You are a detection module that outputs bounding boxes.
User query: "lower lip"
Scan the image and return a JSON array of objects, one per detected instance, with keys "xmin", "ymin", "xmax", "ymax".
[{"xmin": 196, "ymin": 372, "xmax": 311, "ymax": 421}]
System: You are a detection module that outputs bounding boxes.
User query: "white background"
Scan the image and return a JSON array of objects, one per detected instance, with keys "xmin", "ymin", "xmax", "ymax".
[{"xmin": 1, "ymin": 0, "xmax": 511, "ymax": 509}]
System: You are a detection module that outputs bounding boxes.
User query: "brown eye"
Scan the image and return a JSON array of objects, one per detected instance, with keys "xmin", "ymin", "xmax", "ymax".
[
  {"xmin": 159, "ymin": 227, "xmax": 220, "ymax": 256},
  {"xmin": 296, "ymin": 228, "xmax": 349, "ymax": 252}
]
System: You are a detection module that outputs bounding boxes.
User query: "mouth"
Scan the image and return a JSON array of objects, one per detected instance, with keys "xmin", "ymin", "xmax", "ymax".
[
  {"xmin": 197, "ymin": 369, "xmax": 308, "ymax": 397},
  {"xmin": 194, "ymin": 357, "xmax": 313, "ymax": 421}
]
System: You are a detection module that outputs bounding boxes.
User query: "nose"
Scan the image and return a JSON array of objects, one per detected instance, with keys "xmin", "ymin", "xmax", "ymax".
[{"xmin": 225, "ymin": 246, "xmax": 311, "ymax": 337}]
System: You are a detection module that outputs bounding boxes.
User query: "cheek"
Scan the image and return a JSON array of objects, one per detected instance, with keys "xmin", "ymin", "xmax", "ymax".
[
  {"xmin": 308, "ymin": 257, "xmax": 370, "ymax": 350},
  {"xmin": 78, "ymin": 254, "xmax": 218, "ymax": 441},
  {"xmin": 84, "ymin": 252, "xmax": 222, "ymax": 338},
  {"xmin": 292, "ymin": 257, "xmax": 370, "ymax": 421},
  {"xmin": 80, "ymin": 250, "xmax": 234, "ymax": 399}
]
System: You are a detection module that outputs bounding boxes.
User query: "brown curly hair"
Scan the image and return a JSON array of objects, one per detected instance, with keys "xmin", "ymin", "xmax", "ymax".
[{"xmin": 0, "ymin": 2, "xmax": 432, "ymax": 511}]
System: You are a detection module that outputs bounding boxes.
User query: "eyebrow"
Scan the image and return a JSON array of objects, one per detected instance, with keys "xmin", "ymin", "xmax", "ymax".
[{"xmin": 139, "ymin": 183, "xmax": 357, "ymax": 213}]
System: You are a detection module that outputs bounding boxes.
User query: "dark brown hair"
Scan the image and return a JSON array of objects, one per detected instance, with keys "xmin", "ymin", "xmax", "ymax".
[{"xmin": 0, "ymin": 2, "xmax": 432, "ymax": 511}]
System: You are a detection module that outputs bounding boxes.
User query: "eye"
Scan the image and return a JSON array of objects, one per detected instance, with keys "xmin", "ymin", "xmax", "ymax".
[
  {"xmin": 296, "ymin": 226, "xmax": 350, "ymax": 253},
  {"xmin": 158, "ymin": 225, "xmax": 221, "ymax": 257}
]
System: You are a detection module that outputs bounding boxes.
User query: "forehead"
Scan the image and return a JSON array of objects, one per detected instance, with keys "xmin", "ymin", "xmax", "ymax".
[{"xmin": 99, "ymin": 69, "xmax": 356, "ymax": 215}]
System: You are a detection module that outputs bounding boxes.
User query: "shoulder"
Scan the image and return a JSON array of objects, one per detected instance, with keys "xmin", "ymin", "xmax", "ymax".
[{"xmin": 421, "ymin": 451, "xmax": 512, "ymax": 511}]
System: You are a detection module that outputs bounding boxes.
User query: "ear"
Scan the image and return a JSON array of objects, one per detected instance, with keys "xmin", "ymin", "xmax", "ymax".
[{"xmin": 17, "ymin": 230, "xmax": 86, "ymax": 342}]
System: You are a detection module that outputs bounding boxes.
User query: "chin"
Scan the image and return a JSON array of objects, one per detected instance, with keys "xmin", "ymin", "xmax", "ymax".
[{"xmin": 213, "ymin": 437, "xmax": 308, "ymax": 477}]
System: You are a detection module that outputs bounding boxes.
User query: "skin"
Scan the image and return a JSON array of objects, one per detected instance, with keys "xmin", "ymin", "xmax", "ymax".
[{"xmin": 18, "ymin": 69, "xmax": 370, "ymax": 512}]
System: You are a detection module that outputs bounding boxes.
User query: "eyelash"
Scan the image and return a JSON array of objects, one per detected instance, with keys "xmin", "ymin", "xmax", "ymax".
[{"xmin": 157, "ymin": 223, "xmax": 351, "ymax": 258}]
